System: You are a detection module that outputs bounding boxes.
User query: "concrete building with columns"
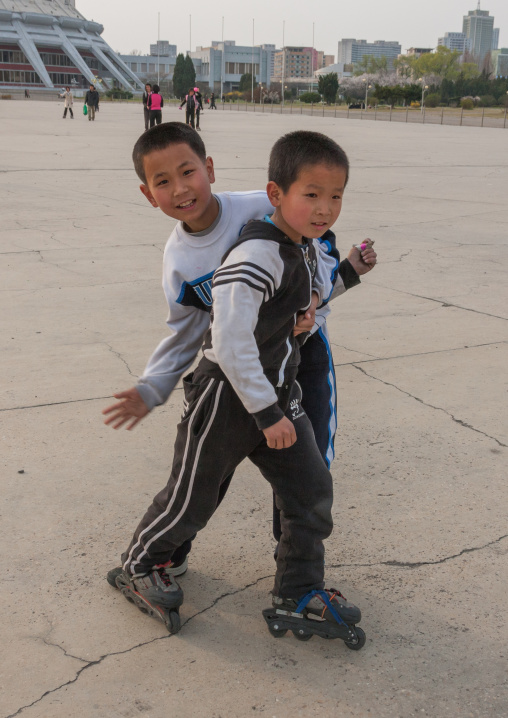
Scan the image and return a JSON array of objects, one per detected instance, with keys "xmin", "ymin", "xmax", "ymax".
[{"xmin": 0, "ymin": 0, "xmax": 143, "ymax": 93}]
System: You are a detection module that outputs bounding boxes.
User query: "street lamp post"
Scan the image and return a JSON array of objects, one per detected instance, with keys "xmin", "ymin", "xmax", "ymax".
[
  {"xmin": 418, "ymin": 77, "xmax": 429, "ymax": 112},
  {"xmin": 362, "ymin": 78, "xmax": 371, "ymax": 109}
]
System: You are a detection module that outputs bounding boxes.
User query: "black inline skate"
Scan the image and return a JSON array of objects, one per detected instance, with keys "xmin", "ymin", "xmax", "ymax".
[
  {"xmin": 262, "ymin": 588, "xmax": 366, "ymax": 649},
  {"xmin": 107, "ymin": 565, "xmax": 183, "ymax": 634}
]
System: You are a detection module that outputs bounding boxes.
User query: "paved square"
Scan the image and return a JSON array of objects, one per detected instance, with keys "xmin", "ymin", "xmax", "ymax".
[{"xmin": 1, "ymin": 99, "xmax": 507, "ymax": 717}]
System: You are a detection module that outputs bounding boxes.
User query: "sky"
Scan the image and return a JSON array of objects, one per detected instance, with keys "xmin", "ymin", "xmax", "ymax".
[{"xmin": 77, "ymin": 0, "xmax": 507, "ymax": 58}]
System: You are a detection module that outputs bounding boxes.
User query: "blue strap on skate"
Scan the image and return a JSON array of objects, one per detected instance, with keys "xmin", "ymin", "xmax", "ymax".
[{"xmin": 295, "ymin": 589, "xmax": 347, "ymax": 626}]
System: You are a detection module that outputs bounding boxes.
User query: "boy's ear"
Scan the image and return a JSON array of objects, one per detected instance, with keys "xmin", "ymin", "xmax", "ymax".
[
  {"xmin": 266, "ymin": 181, "xmax": 282, "ymax": 208},
  {"xmin": 139, "ymin": 183, "xmax": 158, "ymax": 208},
  {"xmin": 206, "ymin": 156, "xmax": 215, "ymax": 185}
]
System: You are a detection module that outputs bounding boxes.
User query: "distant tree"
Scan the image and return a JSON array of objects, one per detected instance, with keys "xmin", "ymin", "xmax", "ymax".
[
  {"xmin": 239, "ymin": 73, "xmax": 258, "ymax": 92},
  {"xmin": 129, "ymin": 49, "xmax": 143, "ymax": 56},
  {"xmin": 424, "ymin": 92, "xmax": 440, "ymax": 107},
  {"xmin": 299, "ymin": 91, "xmax": 321, "ymax": 103},
  {"xmin": 480, "ymin": 52, "xmax": 493, "ymax": 78},
  {"xmin": 172, "ymin": 53, "xmax": 187, "ymax": 98},
  {"xmin": 318, "ymin": 73, "xmax": 339, "ymax": 104},
  {"xmin": 393, "ymin": 55, "xmax": 413, "ymax": 78},
  {"xmin": 183, "ymin": 54, "xmax": 196, "ymax": 93},
  {"xmin": 413, "ymin": 46, "xmax": 464, "ymax": 81},
  {"xmin": 354, "ymin": 55, "xmax": 388, "ymax": 76}
]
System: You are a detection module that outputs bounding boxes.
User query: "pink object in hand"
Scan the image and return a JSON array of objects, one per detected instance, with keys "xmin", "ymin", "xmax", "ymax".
[{"xmin": 353, "ymin": 240, "xmax": 374, "ymax": 251}]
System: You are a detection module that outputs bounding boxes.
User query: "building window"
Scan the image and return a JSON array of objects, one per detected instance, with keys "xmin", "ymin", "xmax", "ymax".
[
  {"xmin": 149, "ymin": 63, "xmax": 156, "ymax": 72},
  {"xmin": 141, "ymin": 63, "xmax": 147, "ymax": 72},
  {"xmin": 0, "ymin": 69, "xmax": 42, "ymax": 84},
  {"xmin": 131, "ymin": 62, "xmax": 137, "ymax": 72},
  {"xmin": 39, "ymin": 52, "xmax": 75, "ymax": 67},
  {"xmin": 0, "ymin": 47, "xmax": 30, "ymax": 64}
]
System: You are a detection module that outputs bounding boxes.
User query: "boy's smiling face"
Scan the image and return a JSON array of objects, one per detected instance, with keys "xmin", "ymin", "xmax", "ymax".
[
  {"xmin": 267, "ymin": 163, "xmax": 347, "ymax": 243},
  {"xmin": 140, "ymin": 143, "xmax": 217, "ymax": 233}
]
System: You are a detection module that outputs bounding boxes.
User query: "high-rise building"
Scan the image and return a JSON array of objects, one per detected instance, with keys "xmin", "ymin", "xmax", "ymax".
[
  {"xmin": 189, "ymin": 41, "xmax": 277, "ymax": 92},
  {"xmin": 438, "ymin": 32, "xmax": 472, "ymax": 54},
  {"xmin": 0, "ymin": 0, "xmax": 143, "ymax": 92},
  {"xmin": 462, "ymin": 5, "xmax": 495, "ymax": 63},
  {"xmin": 149, "ymin": 41, "xmax": 176, "ymax": 58},
  {"xmin": 273, "ymin": 47, "xmax": 319, "ymax": 82},
  {"xmin": 337, "ymin": 39, "xmax": 401, "ymax": 69},
  {"xmin": 492, "ymin": 28, "xmax": 499, "ymax": 51},
  {"xmin": 406, "ymin": 47, "xmax": 433, "ymax": 58},
  {"xmin": 491, "ymin": 48, "xmax": 508, "ymax": 76}
]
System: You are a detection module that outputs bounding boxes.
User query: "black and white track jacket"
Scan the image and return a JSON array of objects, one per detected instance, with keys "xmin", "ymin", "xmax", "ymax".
[{"xmin": 201, "ymin": 220, "xmax": 358, "ymax": 430}]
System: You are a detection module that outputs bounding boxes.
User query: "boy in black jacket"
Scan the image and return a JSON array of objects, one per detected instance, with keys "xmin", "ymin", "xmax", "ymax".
[{"xmin": 110, "ymin": 131, "xmax": 371, "ymax": 647}]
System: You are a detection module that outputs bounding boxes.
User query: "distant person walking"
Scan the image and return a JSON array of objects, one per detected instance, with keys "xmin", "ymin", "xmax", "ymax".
[
  {"xmin": 24, "ymin": 88, "xmax": 30, "ymax": 99},
  {"xmin": 179, "ymin": 88, "xmax": 197, "ymax": 129},
  {"xmin": 60, "ymin": 86, "xmax": 74, "ymax": 119},
  {"xmin": 142, "ymin": 83, "xmax": 152, "ymax": 131},
  {"xmin": 210, "ymin": 92, "xmax": 217, "ymax": 109},
  {"xmin": 193, "ymin": 87, "xmax": 203, "ymax": 131},
  {"xmin": 147, "ymin": 84, "xmax": 163, "ymax": 127},
  {"xmin": 85, "ymin": 84, "xmax": 99, "ymax": 121}
]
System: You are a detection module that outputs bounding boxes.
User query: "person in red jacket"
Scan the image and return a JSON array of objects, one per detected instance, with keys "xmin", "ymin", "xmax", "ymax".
[{"xmin": 147, "ymin": 84, "xmax": 163, "ymax": 128}]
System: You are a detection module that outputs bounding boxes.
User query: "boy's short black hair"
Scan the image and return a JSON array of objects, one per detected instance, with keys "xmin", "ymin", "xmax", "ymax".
[
  {"xmin": 268, "ymin": 130, "xmax": 349, "ymax": 192},
  {"xmin": 152, "ymin": 84, "xmax": 160, "ymax": 93},
  {"xmin": 132, "ymin": 122, "xmax": 206, "ymax": 184}
]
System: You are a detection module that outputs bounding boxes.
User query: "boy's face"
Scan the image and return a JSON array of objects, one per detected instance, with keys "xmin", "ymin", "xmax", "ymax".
[
  {"xmin": 140, "ymin": 143, "xmax": 216, "ymax": 232},
  {"xmin": 267, "ymin": 163, "xmax": 347, "ymax": 242}
]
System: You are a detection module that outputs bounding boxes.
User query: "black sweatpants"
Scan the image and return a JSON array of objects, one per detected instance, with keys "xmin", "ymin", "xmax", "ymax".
[
  {"xmin": 272, "ymin": 326, "xmax": 337, "ymax": 542},
  {"xmin": 143, "ymin": 106, "xmax": 150, "ymax": 131},
  {"xmin": 149, "ymin": 110, "xmax": 162, "ymax": 127},
  {"xmin": 185, "ymin": 108, "xmax": 195, "ymax": 128},
  {"xmin": 122, "ymin": 365, "xmax": 333, "ymax": 598}
]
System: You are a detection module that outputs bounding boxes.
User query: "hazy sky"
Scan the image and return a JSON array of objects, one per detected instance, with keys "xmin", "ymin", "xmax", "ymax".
[{"xmin": 78, "ymin": 0, "xmax": 506, "ymax": 58}]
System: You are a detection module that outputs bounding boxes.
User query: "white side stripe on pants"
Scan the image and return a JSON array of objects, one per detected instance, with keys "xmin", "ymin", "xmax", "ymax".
[{"xmin": 124, "ymin": 378, "xmax": 224, "ymax": 575}]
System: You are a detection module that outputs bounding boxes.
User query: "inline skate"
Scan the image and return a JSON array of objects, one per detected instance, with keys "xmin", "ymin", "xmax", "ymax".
[
  {"xmin": 107, "ymin": 565, "xmax": 184, "ymax": 634},
  {"xmin": 262, "ymin": 588, "xmax": 366, "ymax": 649}
]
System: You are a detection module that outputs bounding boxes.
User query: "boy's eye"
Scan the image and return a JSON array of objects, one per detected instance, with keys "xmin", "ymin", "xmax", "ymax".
[
  {"xmin": 333, "ymin": 195, "xmax": 343, "ymax": 200},
  {"xmin": 306, "ymin": 193, "xmax": 317, "ymax": 198},
  {"xmin": 183, "ymin": 169, "xmax": 194, "ymax": 176},
  {"xmin": 157, "ymin": 179, "xmax": 168, "ymax": 186}
]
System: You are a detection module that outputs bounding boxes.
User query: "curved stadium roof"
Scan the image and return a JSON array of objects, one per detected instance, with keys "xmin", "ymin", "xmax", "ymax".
[{"xmin": 0, "ymin": 0, "xmax": 143, "ymax": 92}]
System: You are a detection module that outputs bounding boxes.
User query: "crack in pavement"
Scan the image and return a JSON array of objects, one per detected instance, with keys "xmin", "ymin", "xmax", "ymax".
[
  {"xmin": 352, "ymin": 364, "xmax": 507, "ymax": 447},
  {"xmin": 328, "ymin": 534, "xmax": 508, "ymax": 570},
  {"xmin": 1, "ymin": 342, "xmax": 503, "ymax": 413},
  {"xmin": 368, "ymin": 283, "xmax": 508, "ymax": 322},
  {"xmin": 5, "ymin": 574, "xmax": 272, "ymax": 718},
  {"xmin": 8, "ymin": 532, "xmax": 508, "ymax": 715},
  {"xmin": 383, "ymin": 249, "xmax": 412, "ymax": 264},
  {"xmin": 0, "ymin": 396, "xmax": 112, "ymax": 412},
  {"xmin": 333, "ymin": 340, "xmax": 506, "ymax": 366},
  {"xmin": 104, "ymin": 343, "xmax": 137, "ymax": 379}
]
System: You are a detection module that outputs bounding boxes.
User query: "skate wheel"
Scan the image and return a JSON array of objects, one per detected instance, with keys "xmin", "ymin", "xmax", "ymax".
[
  {"xmin": 345, "ymin": 626, "xmax": 366, "ymax": 651},
  {"xmin": 165, "ymin": 610, "xmax": 181, "ymax": 635},
  {"xmin": 292, "ymin": 629, "xmax": 312, "ymax": 641},
  {"xmin": 107, "ymin": 567, "xmax": 123, "ymax": 588},
  {"xmin": 268, "ymin": 623, "xmax": 287, "ymax": 638}
]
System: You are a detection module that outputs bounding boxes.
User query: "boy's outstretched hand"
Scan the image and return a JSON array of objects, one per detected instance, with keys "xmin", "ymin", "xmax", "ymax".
[
  {"xmin": 347, "ymin": 240, "xmax": 377, "ymax": 276},
  {"xmin": 263, "ymin": 416, "xmax": 297, "ymax": 450},
  {"xmin": 102, "ymin": 388, "xmax": 150, "ymax": 430}
]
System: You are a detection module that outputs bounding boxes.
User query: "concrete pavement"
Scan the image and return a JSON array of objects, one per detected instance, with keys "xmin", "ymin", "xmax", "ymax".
[{"xmin": 1, "ymin": 99, "xmax": 507, "ymax": 718}]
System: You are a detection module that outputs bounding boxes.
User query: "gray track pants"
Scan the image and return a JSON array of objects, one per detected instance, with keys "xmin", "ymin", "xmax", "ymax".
[{"xmin": 122, "ymin": 364, "xmax": 333, "ymax": 599}]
